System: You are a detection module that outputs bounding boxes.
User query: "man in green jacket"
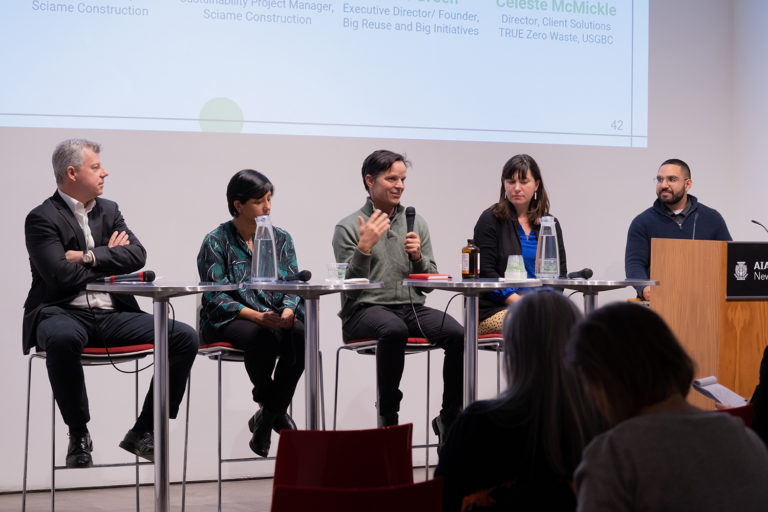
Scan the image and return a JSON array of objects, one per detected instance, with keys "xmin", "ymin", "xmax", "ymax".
[{"xmin": 332, "ymin": 149, "xmax": 463, "ymax": 445}]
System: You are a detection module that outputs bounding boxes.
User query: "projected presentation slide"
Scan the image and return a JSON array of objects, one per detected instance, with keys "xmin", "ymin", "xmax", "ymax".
[{"xmin": 1, "ymin": 0, "xmax": 648, "ymax": 147}]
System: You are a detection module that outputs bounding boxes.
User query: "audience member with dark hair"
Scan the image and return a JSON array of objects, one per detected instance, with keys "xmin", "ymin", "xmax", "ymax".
[
  {"xmin": 473, "ymin": 154, "xmax": 567, "ymax": 335},
  {"xmin": 435, "ymin": 290, "xmax": 604, "ymax": 511},
  {"xmin": 567, "ymin": 303, "xmax": 768, "ymax": 511},
  {"xmin": 197, "ymin": 169, "xmax": 305, "ymax": 457}
]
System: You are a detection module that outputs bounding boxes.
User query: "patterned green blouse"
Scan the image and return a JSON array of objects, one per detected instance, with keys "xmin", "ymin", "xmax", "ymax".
[{"xmin": 197, "ymin": 220, "xmax": 303, "ymax": 331}]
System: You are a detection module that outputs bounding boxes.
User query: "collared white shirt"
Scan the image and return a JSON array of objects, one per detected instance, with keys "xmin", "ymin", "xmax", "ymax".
[{"xmin": 58, "ymin": 189, "xmax": 114, "ymax": 310}]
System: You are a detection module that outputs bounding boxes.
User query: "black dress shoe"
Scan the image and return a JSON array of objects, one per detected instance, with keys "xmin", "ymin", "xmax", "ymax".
[
  {"xmin": 271, "ymin": 413, "xmax": 297, "ymax": 433},
  {"xmin": 248, "ymin": 408, "xmax": 277, "ymax": 457},
  {"xmin": 432, "ymin": 414, "xmax": 455, "ymax": 449},
  {"xmin": 119, "ymin": 430, "xmax": 154, "ymax": 462},
  {"xmin": 378, "ymin": 412, "xmax": 399, "ymax": 427},
  {"xmin": 66, "ymin": 433, "xmax": 93, "ymax": 468},
  {"xmin": 249, "ymin": 410, "xmax": 296, "ymax": 434}
]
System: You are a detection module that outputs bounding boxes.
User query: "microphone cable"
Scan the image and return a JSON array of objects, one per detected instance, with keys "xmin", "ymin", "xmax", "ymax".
[
  {"xmin": 407, "ymin": 284, "xmax": 463, "ymax": 344},
  {"xmin": 104, "ymin": 300, "xmax": 180, "ymax": 376},
  {"xmin": 692, "ymin": 212, "xmax": 699, "ymax": 240},
  {"xmin": 85, "ymin": 288, "xmax": 156, "ymax": 375},
  {"xmin": 279, "ymin": 273, "xmax": 303, "ymax": 369},
  {"xmin": 404, "ymin": 236, "xmax": 462, "ymax": 342}
]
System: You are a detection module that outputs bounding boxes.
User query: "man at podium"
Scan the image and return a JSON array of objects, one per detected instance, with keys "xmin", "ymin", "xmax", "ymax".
[{"xmin": 625, "ymin": 158, "xmax": 731, "ymax": 300}]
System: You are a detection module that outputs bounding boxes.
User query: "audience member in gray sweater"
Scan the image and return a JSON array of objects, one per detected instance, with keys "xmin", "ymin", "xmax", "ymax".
[{"xmin": 567, "ymin": 303, "xmax": 768, "ymax": 512}]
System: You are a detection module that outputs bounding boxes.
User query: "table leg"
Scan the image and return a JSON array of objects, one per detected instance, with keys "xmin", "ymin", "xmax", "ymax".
[
  {"xmin": 304, "ymin": 297, "xmax": 321, "ymax": 430},
  {"xmin": 463, "ymin": 295, "xmax": 479, "ymax": 408},
  {"xmin": 583, "ymin": 293, "xmax": 598, "ymax": 314},
  {"xmin": 153, "ymin": 300, "xmax": 170, "ymax": 512}
]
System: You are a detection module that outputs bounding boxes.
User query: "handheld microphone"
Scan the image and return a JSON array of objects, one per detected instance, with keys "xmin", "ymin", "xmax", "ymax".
[
  {"xmin": 280, "ymin": 270, "xmax": 312, "ymax": 282},
  {"xmin": 752, "ymin": 219, "xmax": 768, "ymax": 236},
  {"xmin": 100, "ymin": 270, "xmax": 156, "ymax": 283},
  {"xmin": 567, "ymin": 268, "xmax": 593, "ymax": 280},
  {"xmin": 405, "ymin": 206, "xmax": 416, "ymax": 233}
]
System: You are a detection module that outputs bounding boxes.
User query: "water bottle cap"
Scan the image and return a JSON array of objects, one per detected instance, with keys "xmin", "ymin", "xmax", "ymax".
[{"xmin": 541, "ymin": 216, "xmax": 554, "ymax": 225}]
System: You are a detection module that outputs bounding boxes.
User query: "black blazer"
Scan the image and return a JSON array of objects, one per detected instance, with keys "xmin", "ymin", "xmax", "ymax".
[
  {"xmin": 22, "ymin": 191, "xmax": 146, "ymax": 354},
  {"xmin": 473, "ymin": 207, "xmax": 567, "ymax": 320}
]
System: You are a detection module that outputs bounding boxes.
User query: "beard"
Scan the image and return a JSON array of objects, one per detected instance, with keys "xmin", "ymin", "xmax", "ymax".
[{"xmin": 657, "ymin": 188, "xmax": 685, "ymax": 206}]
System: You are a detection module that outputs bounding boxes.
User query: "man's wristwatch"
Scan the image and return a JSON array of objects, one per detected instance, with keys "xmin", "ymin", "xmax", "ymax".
[{"xmin": 82, "ymin": 250, "xmax": 93, "ymax": 265}]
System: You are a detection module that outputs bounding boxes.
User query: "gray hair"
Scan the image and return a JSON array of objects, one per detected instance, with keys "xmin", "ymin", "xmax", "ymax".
[{"xmin": 52, "ymin": 139, "xmax": 101, "ymax": 185}]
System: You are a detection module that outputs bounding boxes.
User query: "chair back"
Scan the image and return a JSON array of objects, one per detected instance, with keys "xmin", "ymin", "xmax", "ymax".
[
  {"xmin": 271, "ymin": 477, "xmax": 443, "ymax": 512},
  {"xmin": 715, "ymin": 402, "xmax": 755, "ymax": 427},
  {"xmin": 273, "ymin": 423, "xmax": 414, "ymax": 489}
]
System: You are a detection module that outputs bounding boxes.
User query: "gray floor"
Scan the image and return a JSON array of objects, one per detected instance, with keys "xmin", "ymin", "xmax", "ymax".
[
  {"xmin": 1, "ymin": 479, "xmax": 273, "ymax": 512},
  {"xmin": 0, "ymin": 469, "xmax": 431, "ymax": 511}
]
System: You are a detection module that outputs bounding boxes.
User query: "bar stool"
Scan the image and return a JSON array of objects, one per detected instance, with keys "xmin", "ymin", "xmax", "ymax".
[
  {"xmin": 22, "ymin": 345, "xmax": 154, "ymax": 512},
  {"xmin": 332, "ymin": 337, "xmax": 437, "ymax": 477},
  {"xmin": 477, "ymin": 333, "xmax": 504, "ymax": 393},
  {"xmin": 185, "ymin": 341, "xmax": 325, "ymax": 512}
]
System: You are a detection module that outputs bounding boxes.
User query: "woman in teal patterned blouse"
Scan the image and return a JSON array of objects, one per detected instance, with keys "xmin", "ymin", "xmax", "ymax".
[{"xmin": 197, "ymin": 169, "xmax": 304, "ymax": 458}]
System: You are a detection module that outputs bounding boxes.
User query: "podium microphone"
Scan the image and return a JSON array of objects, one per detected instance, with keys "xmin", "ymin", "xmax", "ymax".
[
  {"xmin": 280, "ymin": 270, "xmax": 312, "ymax": 282},
  {"xmin": 100, "ymin": 270, "xmax": 156, "ymax": 283},
  {"xmin": 752, "ymin": 219, "xmax": 768, "ymax": 236},
  {"xmin": 405, "ymin": 206, "xmax": 416, "ymax": 233},
  {"xmin": 567, "ymin": 268, "xmax": 593, "ymax": 280}
]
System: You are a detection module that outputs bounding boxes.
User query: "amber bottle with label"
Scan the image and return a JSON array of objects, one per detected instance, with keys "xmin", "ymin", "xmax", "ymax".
[{"xmin": 461, "ymin": 239, "xmax": 480, "ymax": 279}]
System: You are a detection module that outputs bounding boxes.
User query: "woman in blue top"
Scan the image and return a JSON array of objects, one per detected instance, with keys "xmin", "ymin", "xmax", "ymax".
[
  {"xmin": 473, "ymin": 154, "xmax": 567, "ymax": 334},
  {"xmin": 197, "ymin": 169, "xmax": 304, "ymax": 458}
]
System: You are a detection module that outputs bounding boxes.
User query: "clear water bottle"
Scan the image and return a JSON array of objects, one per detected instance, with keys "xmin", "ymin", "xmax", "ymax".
[
  {"xmin": 251, "ymin": 215, "xmax": 277, "ymax": 282},
  {"xmin": 534, "ymin": 216, "xmax": 560, "ymax": 278}
]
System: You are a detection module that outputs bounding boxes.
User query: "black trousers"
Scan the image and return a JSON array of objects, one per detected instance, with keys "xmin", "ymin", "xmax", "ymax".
[
  {"xmin": 343, "ymin": 304, "xmax": 464, "ymax": 418},
  {"xmin": 203, "ymin": 319, "xmax": 305, "ymax": 414},
  {"xmin": 36, "ymin": 305, "xmax": 198, "ymax": 432}
]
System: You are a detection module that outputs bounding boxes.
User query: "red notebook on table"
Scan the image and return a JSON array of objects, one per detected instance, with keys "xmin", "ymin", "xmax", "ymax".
[{"xmin": 408, "ymin": 273, "xmax": 452, "ymax": 280}]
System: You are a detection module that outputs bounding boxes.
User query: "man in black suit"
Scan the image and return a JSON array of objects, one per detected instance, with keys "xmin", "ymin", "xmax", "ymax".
[{"xmin": 23, "ymin": 139, "xmax": 198, "ymax": 468}]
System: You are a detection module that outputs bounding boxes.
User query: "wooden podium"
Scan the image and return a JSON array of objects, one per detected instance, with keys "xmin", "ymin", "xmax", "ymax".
[{"xmin": 650, "ymin": 239, "xmax": 768, "ymax": 408}]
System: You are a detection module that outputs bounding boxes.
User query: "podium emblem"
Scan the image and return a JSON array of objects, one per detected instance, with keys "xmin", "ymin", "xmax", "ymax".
[
  {"xmin": 727, "ymin": 243, "xmax": 768, "ymax": 298},
  {"xmin": 735, "ymin": 261, "xmax": 748, "ymax": 281}
]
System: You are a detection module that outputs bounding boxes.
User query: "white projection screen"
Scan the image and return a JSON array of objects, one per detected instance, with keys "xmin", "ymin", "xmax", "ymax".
[{"xmin": 2, "ymin": 0, "xmax": 648, "ymax": 147}]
